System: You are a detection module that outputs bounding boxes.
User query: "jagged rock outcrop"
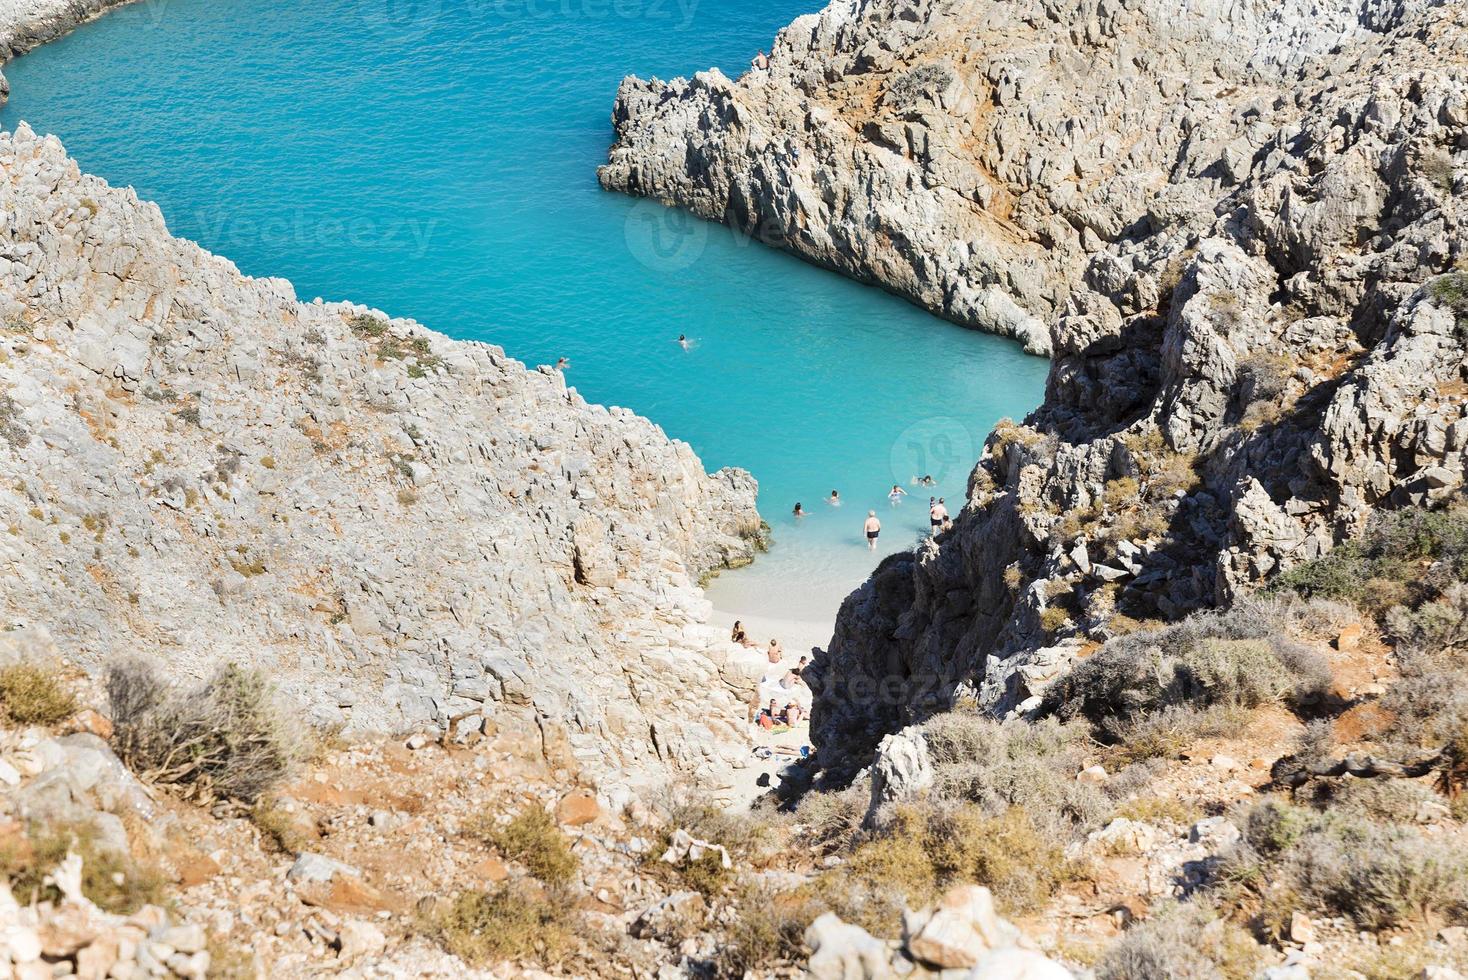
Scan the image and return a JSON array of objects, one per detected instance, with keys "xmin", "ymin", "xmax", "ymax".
[
  {"xmin": 601, "ymin": 0, "xmax": 1456, "ymax": 355},
  {"xmin": 0, "ymin": 125, "xmax": 768, "ymax": 798},
  {"xmin": 599, "ymin": 0, "xmax": 1468, "ymax": 768}
]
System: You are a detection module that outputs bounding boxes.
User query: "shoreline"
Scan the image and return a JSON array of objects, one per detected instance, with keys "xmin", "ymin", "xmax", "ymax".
[{"xmin": 0, "ymin": 0, "xmax": 143, "ymax": 103}]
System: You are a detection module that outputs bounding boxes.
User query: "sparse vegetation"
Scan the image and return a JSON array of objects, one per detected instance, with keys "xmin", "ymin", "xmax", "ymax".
[
  {"xmin": 0, "ymin": 819, "xmax": 166, "ymax": 914},
  {"xmin": 347, "ymin": 313, "xmax": 388, "ymax": 338},
  {"xmin": 107, "ymin": 658, "xmax": 293, "ymax": 804},
  {"xmin": 466, "ymin": 807, "xmax": 578, "ymax": 886},
  {"xmin": 250, "ymin": 797, "xmax": 313, "ymax": 855},
  {"xmin": 1041, "ymin": 600, "xmax": 1329, "ymax": 735},
  {"xmin": 0, "ymin": 659, "xmax": 76, "ymax": 725},
  {"xmin": 1099, "ymin": 901, "xmax": 1265, "ymax": 980},
  {"xmin": 422, "ymin": 884, "xmax": 578, "ymax": 965}
]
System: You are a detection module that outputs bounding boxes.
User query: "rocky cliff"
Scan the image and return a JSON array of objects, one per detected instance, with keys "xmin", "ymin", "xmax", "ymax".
[
  {"xmin": 0, "ymin": 0, "xmax": 140, "ymax": 105},
  {"xmin": 600, "ymin": 0, "xmax": 1467, "ymax": 767},
  {"xmin": 602, "ymin": 0, "xmax": 1458, "ymax": 355},
  {"xmin": 0, "ymin": 124, "xmax": 768, "ymax": 800}
]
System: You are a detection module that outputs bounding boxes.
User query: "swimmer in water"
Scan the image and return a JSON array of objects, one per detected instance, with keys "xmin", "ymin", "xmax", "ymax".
[
  {"xmin": 826, "ymin": 490, "xmax": 841, "ymax": 506},
  {"xmin": 793, "ymin": 502, "xmax": 808, "ymax": 518},
  {"xmin": 889, "ymin": 484, "xmax": 908, "ymax": 503},
  {"xmin": 555, "ymin": 357, "xmax": 570, "ymax": 371},
  {"xmin": 677, "ymin": 334, "xmax": 691, "ymax": 350}
]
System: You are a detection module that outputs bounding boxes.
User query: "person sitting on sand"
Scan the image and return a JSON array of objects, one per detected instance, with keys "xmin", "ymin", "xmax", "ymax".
[
  {"xmin": 784, "ymin": 701, "xmax": 804, "ymax": 725},
  {"xmin": 793, "ymin": 502, "xmax": 807, "ymax": 518},
  {"xmin": 757, "ymin": 698, "xmax": 781, "ymax": 730},
  {"xmin": 731, "ymin": 620, "xmax": 759, "ymax": 648},
  {"xmin": 826, "ymin": 490, "xmax": 841, "ymax": 506},
  {"xmin": 767, "ymin": 638, "xmax": 783, "ymax": 664},
  {"xmin": 864, "ymin": 511, "xmax": 881, "ymax": 550}
]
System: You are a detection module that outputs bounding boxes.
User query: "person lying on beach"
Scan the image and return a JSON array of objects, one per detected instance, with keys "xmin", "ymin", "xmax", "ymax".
[
  {"xmin": 731, "ymin": 620, "xmax": 759, "ymax": 648},
  {"xmin": 865, "ymin": 511, "xmax": 881, "ymax": 550},
  {"xmin": 826, "ymin": 490, "xmax": 841, "ymax": 506}
]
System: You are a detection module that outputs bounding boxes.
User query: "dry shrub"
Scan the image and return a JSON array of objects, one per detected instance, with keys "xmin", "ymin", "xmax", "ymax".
[
  {"xmin": 250, "ymin": 798, "xmax": 314, "ymax": 855},
  {"xmin": 712, "ymin": 885, "xmax": 822, "ymax": 977},
  {"xmin": 843, "ymin": 804, "xmax": 1071, "ymax": 928},
  {"xmin": 1098, "ymin": 901, "xmax": 1265, "ymax": 980},
  {"xmin": 924, "ymin": 714, "xmax": 1115, "ymax": 836},
  {"xmin": 0, "ymin": 819, "xmax": 165, "ymax": 914},
  {"xmin": 422, "ymin": 884, "xmax": 577, "ymax": 965},
  {"xmin": 466, "ymin": 807, "xmax": 578, "ymax": 887},
  {"xmin": 1285, "ymin": 815, "xmax": 1468, "ymax": 930},
  {"xmin": 1219, "ymin": 800, "xmax": 1468, "ymax": 933},
  {"xmin": 0, "ymin": 660, "xmax": 76, "ymax": 725},
  {"xmin": 1042, "ymin": 599, "xmax": 1329, "ymax": 731},
  {"xmin": 792, "ymin": 783, "xmax": 867, "ymax": 852},
  {"xmin": 107, "ymin": 658, "xmax": 292, "ymax": 805}
]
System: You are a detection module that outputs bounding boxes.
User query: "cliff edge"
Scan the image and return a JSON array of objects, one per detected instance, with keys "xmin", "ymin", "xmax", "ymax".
[{"xmin": 0, "ymin": 124, "xmax": 766, "ymax": 799}]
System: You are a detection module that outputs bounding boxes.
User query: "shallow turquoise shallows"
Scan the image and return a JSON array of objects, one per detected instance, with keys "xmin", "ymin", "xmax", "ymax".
[{"xmin": 0, "ymin": 0, "xmax": 1048, "ymax": 624}]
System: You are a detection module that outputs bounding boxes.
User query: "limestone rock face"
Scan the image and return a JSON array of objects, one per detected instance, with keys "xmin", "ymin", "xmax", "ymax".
[
  {"xmin": 601, "ymin": 0, "xmax": 1453, "ymax": 356},
  {"xmin": 0, "ymin": 125, "xmax": 765, "ymax": 797},
  {"xmin": 672, "ymin": 0, "xmax": 1468, "ymax": 769}
]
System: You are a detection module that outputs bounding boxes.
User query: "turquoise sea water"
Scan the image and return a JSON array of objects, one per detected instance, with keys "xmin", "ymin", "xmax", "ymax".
[{"xmin": 0, "ymin": 0, "xmax": 1047, "ymax": 623}]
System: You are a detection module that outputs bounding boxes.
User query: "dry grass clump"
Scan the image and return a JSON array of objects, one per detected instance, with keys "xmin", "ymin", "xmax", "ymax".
[
  {"xmin": 106, "ymin": 658, "xmax": 293, "ymax": 805},
  {"xmin": 250, "ymin": 797, "xmax": 315, "ymax": 856},
  {"xmin": 0, "ymin": 819, "xmax": 166, "ymax": 914},
  {"xmin": 466, "ymin": 807, "xmax": 578, "ymax": 887},
  {"xmin": 421, "ymin": 884, "xmax": 578, "ymax": 965},
  {"xmin": 1216, "ymin": 799, "xmax": 1468, "ymax": 934},
  {"xmin": 838, "ymin": 804, "xmax": 1072, "ymax": 934},
  {"xmin": 0, "ymin": 660, "xmax": 76, "ymax": 725},
  {"xmin": 712, "ymin": 884, "xmax": 823, "ymax": 977},
  {"xmin": 923, "ymin": 714, "xmax": 1117, "ymax": 836},
  {"xmin": 1041, "ymin": 599, "xmax": 1329, "ymax": 754},
  {"xmin": 1098, "ymin": 901, "xmax": 1265, "ymax": 980}
]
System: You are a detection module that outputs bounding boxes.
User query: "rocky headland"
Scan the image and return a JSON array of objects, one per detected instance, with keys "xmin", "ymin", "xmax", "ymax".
[
  {"xmin": 0, "ymin": 0, "xmax": 141, "ymax": 105},
  {"xmin": 599, "ymin": 0, "xmax": 1467, "ymax": 767}
]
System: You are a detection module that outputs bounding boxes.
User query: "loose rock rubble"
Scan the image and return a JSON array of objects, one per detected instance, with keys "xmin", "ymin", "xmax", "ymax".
[{"xmin": 806, "ymin": 885, "xmax": 1075, "ymax": 978}]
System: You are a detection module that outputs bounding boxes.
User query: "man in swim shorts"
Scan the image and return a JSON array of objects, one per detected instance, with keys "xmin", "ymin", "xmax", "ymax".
[{"xmin": 864, "ymin": 511, "xmax": 881, "ymax": 550}]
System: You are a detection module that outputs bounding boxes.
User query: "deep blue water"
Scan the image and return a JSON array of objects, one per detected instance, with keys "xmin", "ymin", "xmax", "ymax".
[{"xmin": 0, "ymin": 0, "xmax": 1048, "ymax": 622}]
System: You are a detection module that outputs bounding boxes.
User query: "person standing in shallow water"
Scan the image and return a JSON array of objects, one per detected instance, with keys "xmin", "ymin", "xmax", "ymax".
[
  {"xmin": 793, "ymin": 502, "xmax": 807, "ymax": 518},
  {"xmin": 864, "ymin": 511, "xmax": 881, "ymax": 550},
  {"xmin": 827, "ymin": 490, "xmax": 840, "ymax": 506}
]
